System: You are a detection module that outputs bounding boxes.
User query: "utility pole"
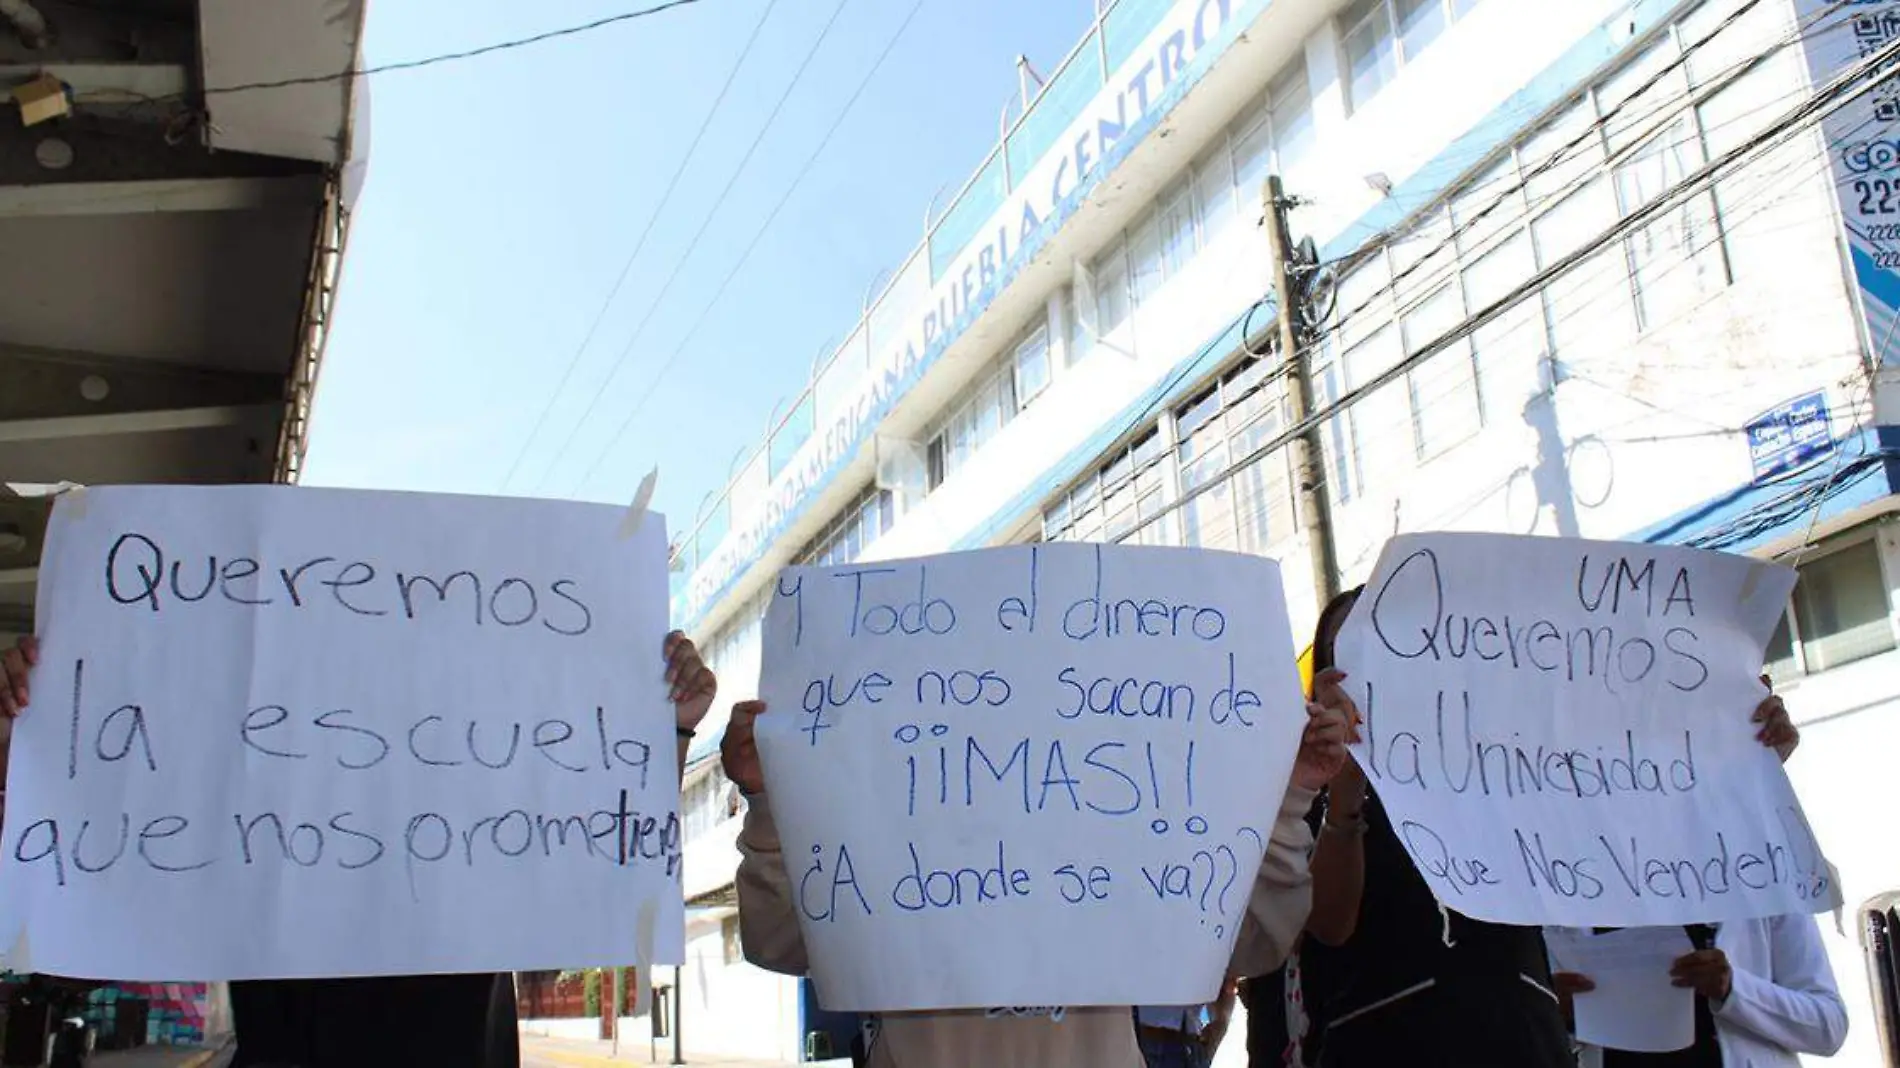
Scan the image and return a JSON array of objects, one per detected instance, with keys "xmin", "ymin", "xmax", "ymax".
[
  {"xmin": 610, "ymin": 968, "xmax": 624, "ymax": 1055},
  {"xmin": 671, "ymin": 965, "xmax": 685, "ymax": 1066},
  {"xmin": 1263, "ymin": 175, "xmax": 1341, "ymax": 608}
]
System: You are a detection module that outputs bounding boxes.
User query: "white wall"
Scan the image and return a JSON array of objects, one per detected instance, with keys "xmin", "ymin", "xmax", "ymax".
[
  {"xmin": 1777, "ymin": 524, "xmax": 1900, "ymax": 1067},
  {"xmin": 678, "ymin": 916, "xmax": 802, "ymax": 1062}
]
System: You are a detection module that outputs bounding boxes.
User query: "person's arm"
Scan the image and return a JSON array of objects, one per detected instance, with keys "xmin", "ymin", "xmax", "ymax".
[
  {"xmin": 664, "ymin": 631, "xmax": 716, "ymax": 788},
  {"xmin": 1305, "ymin": 758, "xmax": 1367, "ymax": 946},
  {"xmin": 1706, "ymin": 915, "xmax": 1847, "ymax": 1056},
  {"xmin": 1230, "ymin": 692, "xmax": 1352, "ymax": 976},
  {"xmin": 722, "ymin": 700, "xmax": 810, "ymax": 975},
  {"xmin": 1228, "ymin": 780, "xmax": 1319, "ymax": 978}
]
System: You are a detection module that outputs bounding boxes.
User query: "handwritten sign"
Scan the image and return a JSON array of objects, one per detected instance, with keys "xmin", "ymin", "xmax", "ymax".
[
  {"xmin": 756, "ymin": 544, "xmax": 1306, "ymax": 1011},
  {"xmin": 1334, "ymin": 533, "xmax": 1835, "ymax": 927},
  {"xmin": 0, "ymin": 485, "xmax": 682, "ymax": 980}
]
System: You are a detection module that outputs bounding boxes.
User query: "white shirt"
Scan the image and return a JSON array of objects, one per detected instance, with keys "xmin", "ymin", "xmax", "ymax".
[{"xmin": 1552, "ymin": 915, "xmax": 1847, "ymax": 1068}]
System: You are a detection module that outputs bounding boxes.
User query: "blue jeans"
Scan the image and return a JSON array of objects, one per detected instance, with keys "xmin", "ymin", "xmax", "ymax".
[{"xmin": 1139, "ymin": 1028, "xmax": 1212, "ymax": 1068}]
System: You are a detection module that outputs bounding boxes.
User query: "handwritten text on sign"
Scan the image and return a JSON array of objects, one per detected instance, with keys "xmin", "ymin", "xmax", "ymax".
[
  {"xmin": 1333, "ymin": 533, "xmax": 1834, "ymax": 927},
  {"xmin": 0, "ymin": 486, "xmax": 682, "ymax": 980},
  {"xmin": 756, "ymin": 545, "xmax": 1307, "ymax": 1011}
]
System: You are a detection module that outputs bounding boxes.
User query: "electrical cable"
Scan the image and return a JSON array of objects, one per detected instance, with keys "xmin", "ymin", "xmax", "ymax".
[
  {"xmin": 1110, "ymin": 26, "xmax": 1900, "ymax": 546},
  {"xmin": 527, "ymin": 0, "xmax": 858, "ymax": 493},
  {"xmin": 497, "ymin": 0, "xmax": 784, "ymax": 493},
  {"xmin": 568, "ymin": 0, "xmax": 931, "ymax": 496},
  {"xmin": 198, "ymin": 0, "xmax": 717, "ymax": 97},
  {"xmin": 1068, "ymin": 0, "xmax": 1857, "ymax": 487},
  {"xmin": 1316, "ymin": 0, "xmax": 1856, "ymax": 349}
]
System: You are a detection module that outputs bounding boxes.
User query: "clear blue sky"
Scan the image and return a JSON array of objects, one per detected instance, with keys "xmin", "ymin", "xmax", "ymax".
[{"xmin": 302, "ymin": 0, "xmax": 1090, "ymax": 540}]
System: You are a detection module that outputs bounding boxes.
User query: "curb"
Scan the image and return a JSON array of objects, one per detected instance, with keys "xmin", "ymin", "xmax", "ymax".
[{"xmin": 177, "ymin": 1035, "xmax": 235, "ymax": 1068}]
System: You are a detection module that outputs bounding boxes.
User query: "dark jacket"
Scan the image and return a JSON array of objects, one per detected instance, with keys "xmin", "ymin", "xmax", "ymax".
[{"xmin": 229, "ymin": 973, "xmax": 519, "ymax": 1068}]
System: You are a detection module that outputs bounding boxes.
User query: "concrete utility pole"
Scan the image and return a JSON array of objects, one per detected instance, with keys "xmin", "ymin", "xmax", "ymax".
[
  {"xmin": 611, "ymin": 968, "xmax": 624, "ymax": 1054},
  {"xmin": 1262, "ymin": 174, "xmax": 1341, "ymax": 608},
  {"xmin": 672, "ymin": 965, "xmax": 685, "ymax": 1065}
]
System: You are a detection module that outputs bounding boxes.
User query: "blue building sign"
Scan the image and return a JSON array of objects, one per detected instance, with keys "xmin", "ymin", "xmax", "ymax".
[{"xmin": 1746, "ymin": 391, "xmax": 1833, "ymax": 481}]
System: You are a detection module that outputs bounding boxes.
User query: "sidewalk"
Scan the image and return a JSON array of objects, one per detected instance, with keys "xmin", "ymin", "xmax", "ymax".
[
  {"xmin": 520, "ymin": 1032, "xmax": 809, "ymax": 1068},
  {"xmin": 91, "ymin": 1039, "xmax": 233, "ymax": 1068}
]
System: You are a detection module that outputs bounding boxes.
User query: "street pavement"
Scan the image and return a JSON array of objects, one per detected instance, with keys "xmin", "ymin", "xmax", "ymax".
[{"xmin": 520, "ymin": 1032, "xmax": 806, "ymax": 1068}]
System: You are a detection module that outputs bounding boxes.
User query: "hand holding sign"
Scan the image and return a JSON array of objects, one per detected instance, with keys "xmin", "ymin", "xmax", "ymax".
[
  {"xmin": 1333, "ymin": 533, "xmax": 1834, "ymax": 928},
  {"xmin": 752, "ymin": 544, "xmax": 1310, "ymax": 1011},
  {"xmin": 0, "ymin": 485, "xmax": 686, "ymax": 981}
]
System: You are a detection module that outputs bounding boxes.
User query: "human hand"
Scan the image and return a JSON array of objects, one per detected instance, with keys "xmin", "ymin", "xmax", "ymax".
[
  {"xmin": 1552, "ymin": 971, "xmax": 1595, "ymax": 1027},
  {"xmin": 721, "ymin": 700, "xmax": 767, "ymax": 796},
  {"xmin": 1294, "ymin": 700, "xmax": 1353, "ymax": 792},
  {"xmin": 1670, "ymin": 948, "xmax": 1732, "ymax": 1002},
  {"xmin": 1754, "ymin": 675, "xmax": 1796, "ymax": 763},
  {"xmin": 664, "ymin": 631, "xmax": 717, "ymax": 733},
  {"xmin": 1303, "ymin": 668, "xmax": 1364, "ymax": 794},
  {"xmin": 0, "ymin": 636, "xmax": 38, "ymax": 719}
]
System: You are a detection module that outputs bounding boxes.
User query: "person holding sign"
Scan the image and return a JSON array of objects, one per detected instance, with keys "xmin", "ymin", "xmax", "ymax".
[
  {"xmin": 0, "ymin": 630, "xmax": 720, "ymax": 1068},
  {"xmin": 721, "ymin": 686, "xmax": 1359, "ymax": 1068},
  {"xmin": 1285, "ymin": 588, "xmax": 1801, "ymax": 1068},
  {"xmin": 1549, "ymin": 915, "xmax": 1846, "ymax": 1067}
]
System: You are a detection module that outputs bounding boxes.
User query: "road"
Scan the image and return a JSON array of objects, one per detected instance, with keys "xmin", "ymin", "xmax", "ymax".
[{"xmin": 518, "ymin": 1032, "xmax": 805, "ymax": 1068}]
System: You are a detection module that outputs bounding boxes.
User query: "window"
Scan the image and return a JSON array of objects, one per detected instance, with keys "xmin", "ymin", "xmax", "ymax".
[
  {"xmin": 1231, "ymin": 97, "xmax": 1276, "ymax": 208},
  {"xmin": 1394, "ymin": 0, "xmax": 1448, "ymax": 59},
  {"xmin": 1178, "ymin": 387, "xmax": 1237, "ymax": 551},
  {"xmin": 1343, "ymin": 0, "xmax": 1398, "ymax": 109},
  {"xmin": 1614, "ymin": 120, "xmax": 1724, "ymax": 331},
  {"xmin": 1094, "ymin": 240, "xmax": 1133, "ymax": 337},
  {"xmin": 1341, "ymin": 324, "xmax": 1413, "ymax": 490},
  {"xmin": 798, "ymin": 484, "xmax": 896, "ymax": 567},
  {"xmin": 1271, "ymin": 62, "xmax": 1317, "ymax": 177},
  {"xmin": 1175, "ymin": 359, "xmax": 1294, "ymax": 554},
  {"xmin": 1013, "ymin": 325, "xmax": 1052, "ymax": 405},
  {"xmin": 1159, "ymin": 179, "xmax": 1198, "ymax": 277},
  {"xmin": 926, "ymin": 364, "xmax": 1019, "ymax": 489},
  {"xmin": 1462, "ymin": 232, "xmax": 1546, "ymax": 420},
  {"xmin": 1195, "ymin": 145, "xmax": 1237, "ymax": 242},
  {"xmin": 1402, "ymin": 283, "xmax": 1482, "ymax": 457},
  {"xmin": 1766, "ymin": 538, "xmax": 1896, "ymax": 677},
  {"xmin": 1130, "ymin": 210, "xmax": 1166, "ymax": 304},
  {"xmin": 1311, "ymin": 349, "xmax": 1356, "ymax": 505},
  {"xmin": 1342, "ymin": 0, "xmax": 1476, "ymax": 111},
  {"xmin": 1531, "ymin": 176, "xmax": 1632, "ymax": 364},
  {"xmin": 1045, "ymin": 431, "xmax": 1172, "ymax": 545}
]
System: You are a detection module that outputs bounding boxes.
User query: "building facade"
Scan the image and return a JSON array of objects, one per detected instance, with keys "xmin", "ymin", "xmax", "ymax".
[{"xmin": 671, "ymin": 0, "xmax": 1900, "ymax": 1062}]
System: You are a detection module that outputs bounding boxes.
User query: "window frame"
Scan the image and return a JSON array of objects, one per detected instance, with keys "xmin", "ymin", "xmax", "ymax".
[{"xmin": 1766, "ymin": 532, "xmax": 1898, "ymax": 680}]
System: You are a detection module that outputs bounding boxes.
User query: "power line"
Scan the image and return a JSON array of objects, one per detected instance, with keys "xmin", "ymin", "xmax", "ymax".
[
  {"xmin": 1114, "ymin": 24, "xmax": 1900, "ymax": 547},
  {"xmin": 569, "ymin": 0, "xmax": 931, "ymax": 496},
  {"xmin": 1055, "ymin": 0, "xmax": 1850, "ymax": 487},
  {"xmin": 527, "ymin": 0, "xmax": 857, "ymax": 494},
  {"xmin": 497, "ymin": 0, "xmax": 784, "ymax": 493},
  {"xmin": 198, "ymin": 0, "xmax": 717, "ymax": 97},
  {"xmin": 1316, "ymin": 0, "xmax": 1853, "ymax": 349}
]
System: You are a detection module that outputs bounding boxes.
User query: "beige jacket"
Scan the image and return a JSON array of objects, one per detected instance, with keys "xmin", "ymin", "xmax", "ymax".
[{"xmin": 736, "ymin": 787, "xmax": 1317, "ymax": 1068}]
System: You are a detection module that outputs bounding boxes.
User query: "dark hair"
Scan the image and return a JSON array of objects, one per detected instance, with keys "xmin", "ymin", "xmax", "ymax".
[{"xmin": 1311, "ymin": 586, "xmax": 1366, "ymax": 678}]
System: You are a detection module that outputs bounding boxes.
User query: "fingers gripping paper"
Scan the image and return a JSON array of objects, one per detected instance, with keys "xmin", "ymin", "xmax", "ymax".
[
  {"xmin": 0, "ymin": 485, "xmax": 683, "ymax": 980},
  {"xmin": 1333, "ymin": 533, "xmax": 1835, "ymax": 927},
  {"xmin": 756, "ymin": 544, "xmax": 1307, "ymax": 1012}
]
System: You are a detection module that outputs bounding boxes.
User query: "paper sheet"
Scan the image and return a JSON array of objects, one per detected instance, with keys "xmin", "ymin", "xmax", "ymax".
[
  {"xmin": 0, "ymin": 485, "xmax": 682, "ymax": 980},
  {"xmin": 1546, "ymin": 926, "xmax": 1697, "ymax": 1053},
  {"xmin": 756, "ymin": 544, "xmax": 1308, "ymax": 1011},
  {"xmin": 1333, "ymin": 533, "xmax": 1837, "ymax": 927}
]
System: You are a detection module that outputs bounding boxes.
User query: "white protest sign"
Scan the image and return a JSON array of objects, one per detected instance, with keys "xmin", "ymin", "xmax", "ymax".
[
  {"xmin": 0, "ymin": 485, "xmax": 682, "ymax": 980},
  {"xmin": 755, "ymin": 544, "xmax": 1307, "ymax": 1012},
  {"xmin": 1334, "ymin": 532, "xmax": 1834, "ymax": 927}
]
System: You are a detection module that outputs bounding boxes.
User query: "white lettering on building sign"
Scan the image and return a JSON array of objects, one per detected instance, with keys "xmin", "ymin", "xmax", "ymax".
[
  {"xmin": 1798, "ymin": 1, "xmax": 1900, "ymax": 363},
  {"xmin": 677, "ymin": 0, "xmax": 1263, "ymax": 628}
]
